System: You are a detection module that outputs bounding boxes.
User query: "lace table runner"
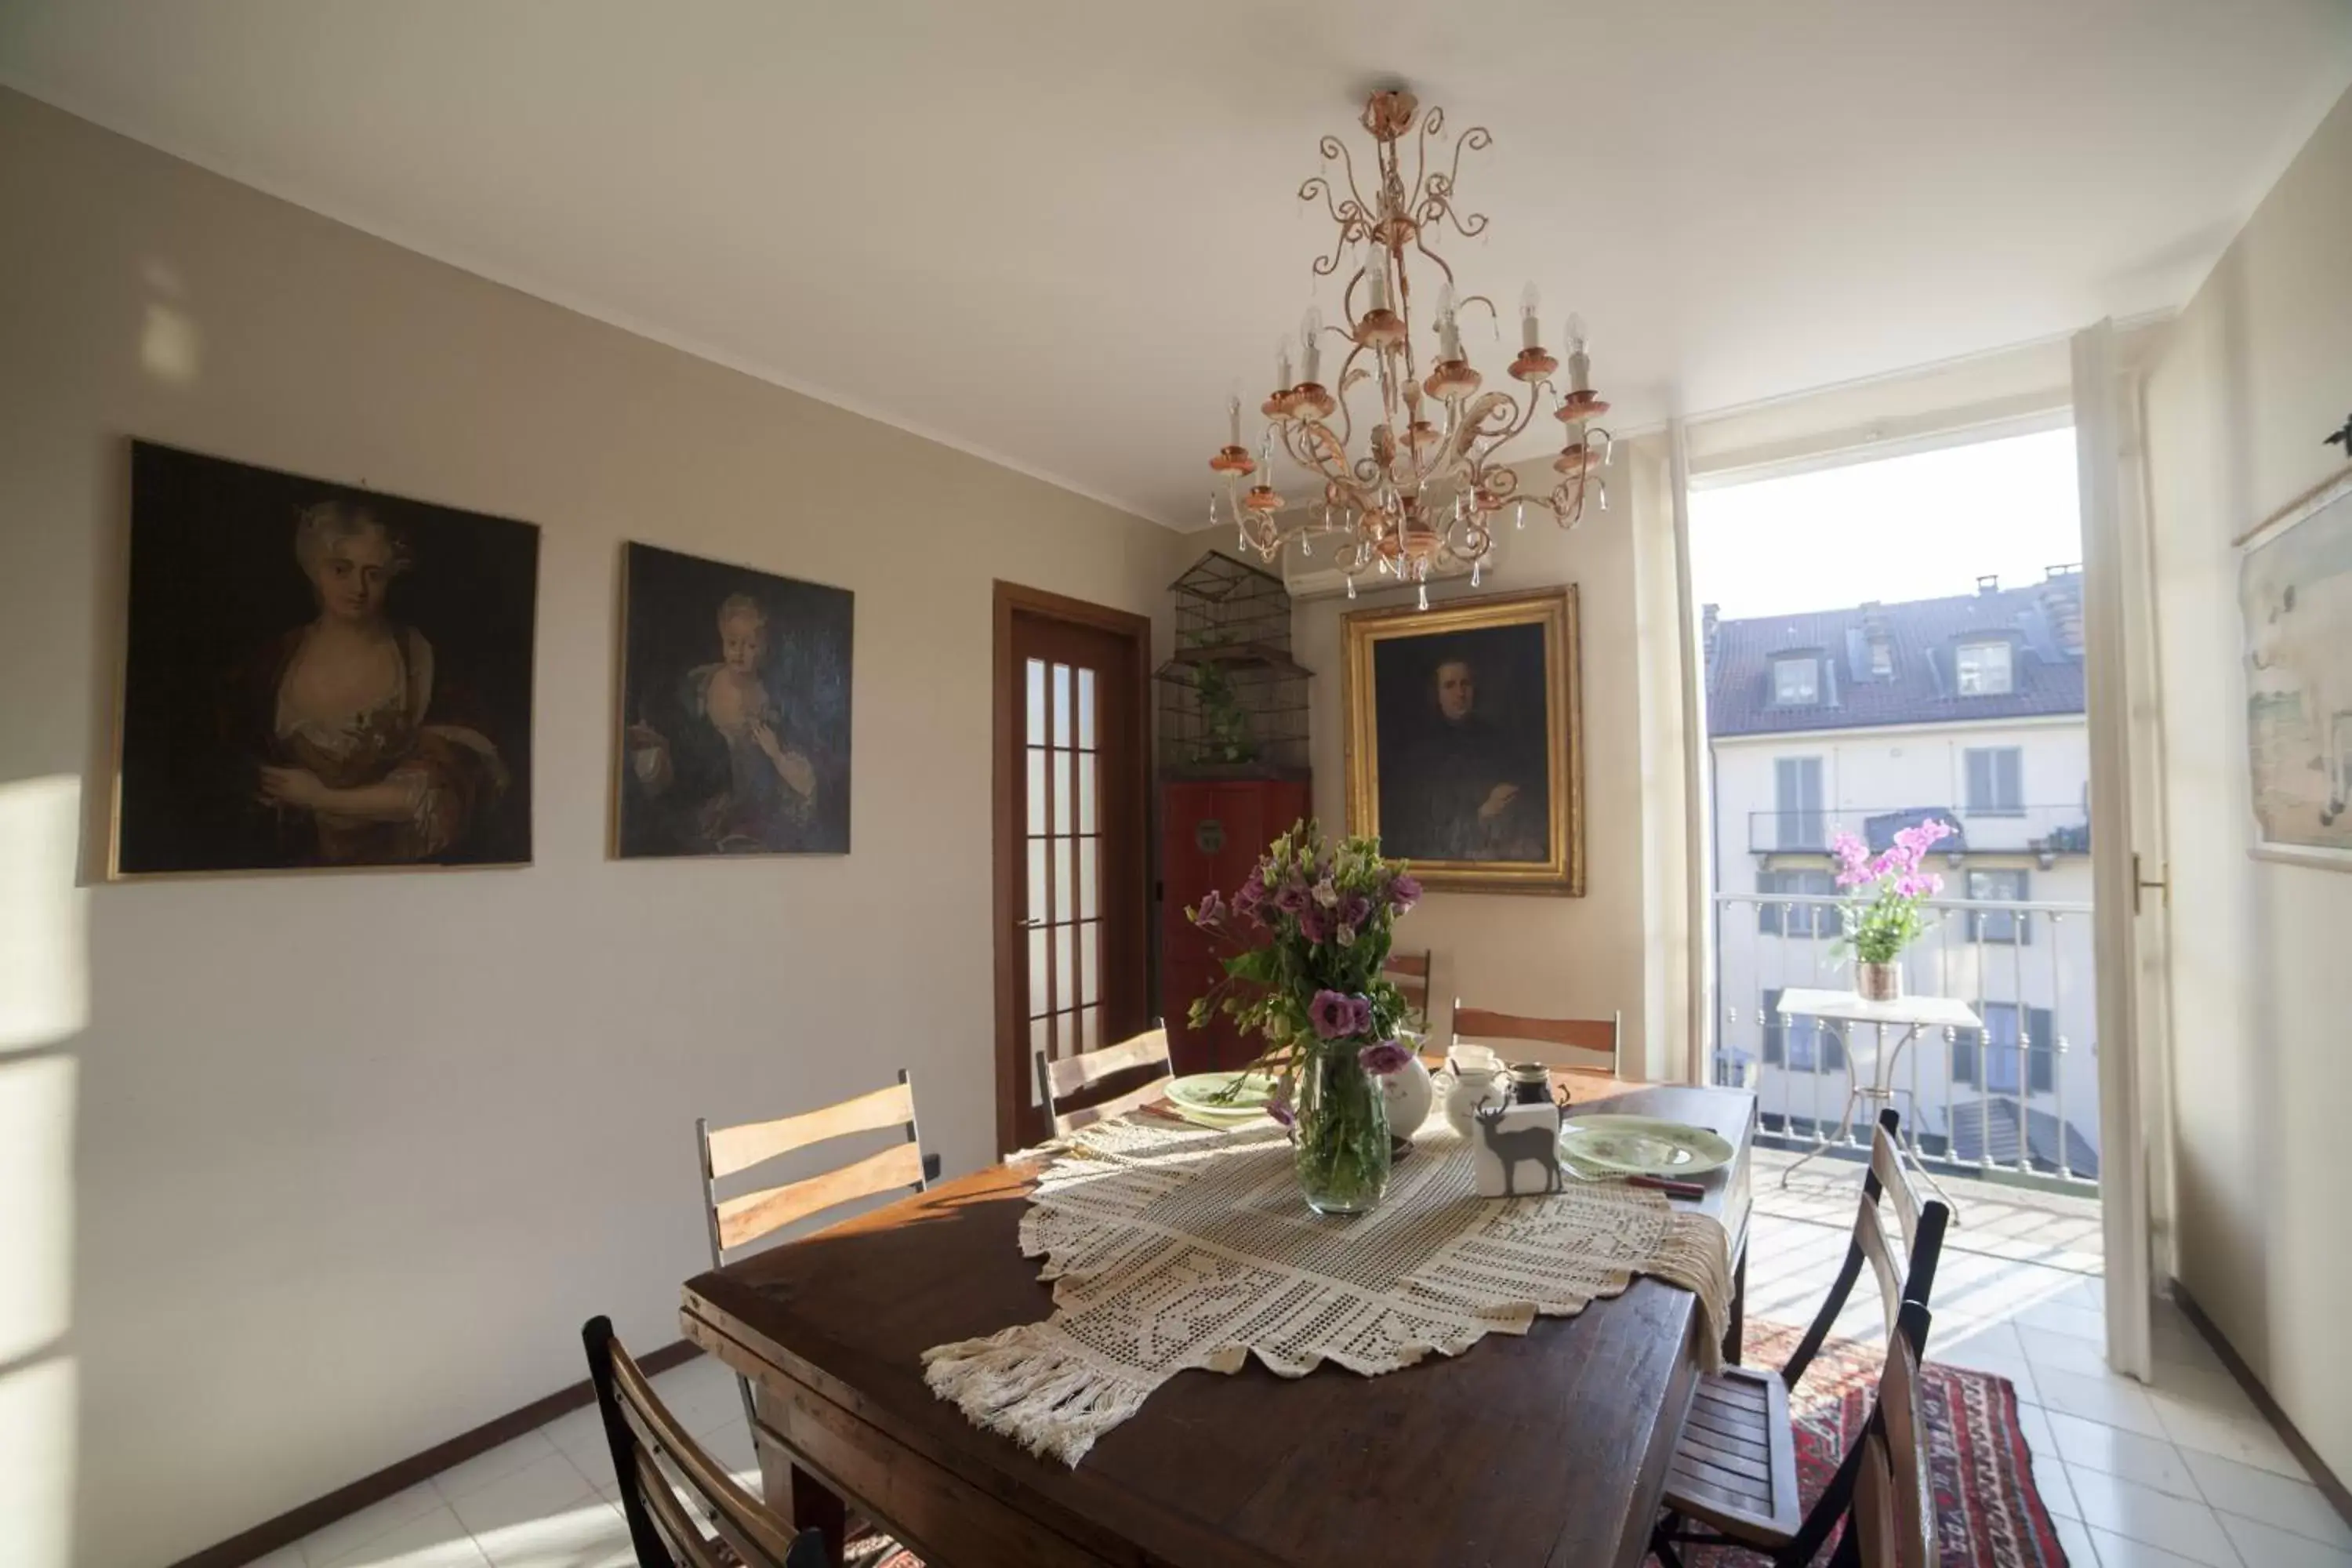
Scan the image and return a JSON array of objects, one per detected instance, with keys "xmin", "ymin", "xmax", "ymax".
[{"xmin": 922, "ymin": 1114, "xmax": 1733, "ymax": 1465}]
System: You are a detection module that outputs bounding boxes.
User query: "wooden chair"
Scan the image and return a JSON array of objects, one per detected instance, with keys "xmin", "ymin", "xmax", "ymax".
[
  {"xmin": 695, "ymin": 1070, "xmax": 927, "ymax": 1435},
  {"xmin": 582, "ymin": 1316, "xmax": 827, "ymax": 1568},
  {"xmin": 1036, "ymin": 1023, "xmax": 1174, "ymax": 1138},
  {"xmin": 1382, "ymin": 949, "xmax": 1433, "ymax": 1034},
  {"xmin": 1652, "ymin": 1113, "xmax": 1948, "ymax": 1566},
  {"xmin": 1450, "ymin": 1000, "xmax": 1624, "ymax": 1082},
  {"xmin": 1849, "ymin": 1312, "xmax": 1937, "ymax": 1568}
]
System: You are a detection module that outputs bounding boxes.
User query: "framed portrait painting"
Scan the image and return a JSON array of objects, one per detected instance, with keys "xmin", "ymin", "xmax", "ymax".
[
  {"xmin": 615, "ymin": 542, "xmax": 853, "ymax": 857},
  {"xmin": 112, "ymin": 441, "xmax": 539, "ymax": 878},
  {"xmin": 1341, "ymin": 586, "xmax": 1584, "ymax": 895},
  {"xmin": 2239, "ymin": 463, "xmax": 2352, "ymax": 869}
]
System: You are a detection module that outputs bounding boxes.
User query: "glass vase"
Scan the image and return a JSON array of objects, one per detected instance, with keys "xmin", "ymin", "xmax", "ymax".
[{"xmin": 1294, "ymin": 1047, "xmax": 1392, "ymax": 1215}]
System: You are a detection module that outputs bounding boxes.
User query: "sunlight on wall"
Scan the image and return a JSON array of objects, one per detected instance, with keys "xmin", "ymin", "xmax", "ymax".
[
  {"xmin": 140, "ymin": 301, "xmax": 202, "ymax": 385},
  {"xmin": 0, "ymin": 1356, "xmax": 75, "ymax": 1568},
  {"xmin": 0, "ymin": 777, "xmax": 87, "ymax": 1053},
  {"xmin": 0, "ymin": 776, "xmax": 84, "ymax": 1568}
]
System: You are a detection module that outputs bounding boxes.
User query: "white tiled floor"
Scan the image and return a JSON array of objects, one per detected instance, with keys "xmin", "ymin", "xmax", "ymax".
[
  {"xmin": 269, "ymin": 1161, "xmax": 2348, "ymax": 1567},
  {"xmin": 1742, "ymin": 1149, "xmax": 2351, "ymax": 1567}
]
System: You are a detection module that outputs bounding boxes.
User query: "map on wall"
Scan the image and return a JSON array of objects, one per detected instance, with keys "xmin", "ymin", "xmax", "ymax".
[{"xmin": 2241, "ymin": 466, "xmax": 2352, "ymax": 867}]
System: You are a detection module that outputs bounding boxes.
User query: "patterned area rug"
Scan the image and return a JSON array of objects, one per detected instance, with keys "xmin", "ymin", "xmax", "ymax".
[{"xmin": 1678, "ymin": 1322, "xmax": 2069, "ymax": 1566}]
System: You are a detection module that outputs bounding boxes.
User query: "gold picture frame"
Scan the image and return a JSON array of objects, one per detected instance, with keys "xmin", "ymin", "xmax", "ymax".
[{"xmin": 1341, "ymin": 586, "xmax": 1584, "ymax": 895}]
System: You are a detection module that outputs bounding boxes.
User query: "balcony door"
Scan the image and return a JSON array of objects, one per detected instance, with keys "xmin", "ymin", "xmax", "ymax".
[{"xmin": 992, "ymin": 583, "xmax": 1151, "ymax": 1153}]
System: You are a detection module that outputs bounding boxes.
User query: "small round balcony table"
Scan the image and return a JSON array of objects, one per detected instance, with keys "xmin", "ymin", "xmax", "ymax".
[{"xmin": 1769, "ymin": 987, "xmax": 1982, "ymax": 1219}]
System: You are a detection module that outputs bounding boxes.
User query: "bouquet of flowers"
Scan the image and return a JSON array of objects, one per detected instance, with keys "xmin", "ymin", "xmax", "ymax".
[
  {"xmin": 1186, "ymin": 821, "xmax": 1422, "ymax": 1214},
  {"xmin": 1831, "ymin": 818, "xmax": 1955, "ymax": 966}
]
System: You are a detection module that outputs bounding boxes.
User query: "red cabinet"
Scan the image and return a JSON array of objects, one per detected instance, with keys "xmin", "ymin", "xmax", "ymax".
[{"xmin": 1160, "ymin": 778, "xmax": 1312, "ymax": 1074}]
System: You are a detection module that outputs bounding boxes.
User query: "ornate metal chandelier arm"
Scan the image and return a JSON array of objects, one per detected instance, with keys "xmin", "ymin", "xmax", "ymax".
[
  {"xmin": 1308, "ymin": 205, "xmax": 1370, "ymax": 278},
  {"xmin": 1319, "ymin": 135, "xmax": 1370, "ymax": 237}
]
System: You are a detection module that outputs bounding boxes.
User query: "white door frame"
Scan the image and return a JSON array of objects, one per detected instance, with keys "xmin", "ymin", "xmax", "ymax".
[{"xmin": 2074, "ymin": 318, "xmax": 2170, "ymax": 1381}]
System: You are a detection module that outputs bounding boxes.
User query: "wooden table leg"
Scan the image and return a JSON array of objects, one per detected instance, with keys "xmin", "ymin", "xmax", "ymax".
[
  {"xmin": 754, "ymin": 1426, "xmax": 848, "ymax": 1567},
  {"xmin": 790, "ymin": 1465, "xmax": 848, "ymax": 1566},
  {"xmin": 1723, "ymin": 1240, "xmax": 1748, "ymax": 1366}
]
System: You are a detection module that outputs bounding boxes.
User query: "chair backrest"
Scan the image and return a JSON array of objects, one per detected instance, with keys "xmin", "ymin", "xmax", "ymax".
[
  {"xmin": 1780, "ymin": 1109, "xmax": 1949, "ymax": 1389},
  {"xmin": 695, "ymin": 1070, "xmax": 927, "ymax": 1266},
  {"xmin": 1036, "ymin": 1024, "xmax": 1174, "ymax": 1137},
  {"xmin": 1383, "ymin": 950, "xmax": 1433, "ymax": 1033},
  {"xmin": 582, "ymin": 1316, "xmax": 826, "ymax": 1568},
  {"xmin": 1450, "ymin": 1001, "xmax": 1622, "ymax": 1077},
  {"xmin": 1848, "ymin": 1303, "xmax": 1937, "ymax": 1568}
]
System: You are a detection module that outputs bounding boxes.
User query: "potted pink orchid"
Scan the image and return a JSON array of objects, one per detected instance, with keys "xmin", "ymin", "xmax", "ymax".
[{"xmin": 1831, "ymin": 818, "xmax": 1955, "ymax": 1002}]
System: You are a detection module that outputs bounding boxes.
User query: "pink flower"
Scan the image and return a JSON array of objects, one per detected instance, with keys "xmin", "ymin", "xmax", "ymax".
[
  {"xmin": 1308, "ymin": 989, "xmax": 1371, "ymax": 1040},
  {"xmin": 1298, "ymin": 904, "xmax": 1330, "ymax": 943},
  {"xmin": 1386, "ymin": 873, "xmax": 1424, "ymax": 910},
  {"xmin": 1189, "ymin": 891, "xmax": 1227, "ymax": 928},
  {"xmin": 1359, "ymin": 1040, "xmax": 1414, "ymax": 1076}
]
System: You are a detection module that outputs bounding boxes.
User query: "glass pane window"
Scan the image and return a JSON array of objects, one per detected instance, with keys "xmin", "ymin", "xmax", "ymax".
[
  {"xmin": 1773, "ymin": 656, "xmax": 1820, "ymax": 706},
  {"xmin": 1967, "ymin": 868, "xmax": 2029, "ymax": 943},
  {"xmin": 1963, "ymin": 746, "xmax": 2024, "ymax": 814},
  {"xmin": 1773, "ymin": 757, "xmax": 1826, "ymax": 850},
  {"xmin": 1956, "ymin": 640, "xmax": 2014, "ymax": 695}
]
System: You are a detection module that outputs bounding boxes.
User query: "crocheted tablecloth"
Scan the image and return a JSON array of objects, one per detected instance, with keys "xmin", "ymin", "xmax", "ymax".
[{"xmin": 922, "ymin": 1113, "xmax": 1733, "ymax": 1465}]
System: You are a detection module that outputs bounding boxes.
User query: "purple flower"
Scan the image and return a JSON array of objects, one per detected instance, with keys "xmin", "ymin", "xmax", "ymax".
[
  {"xmin": 1308, "ymin": 989, "xmax": 1371, "ymax": 1040},
  {"xmin": 1273, "ymin": 877, "xmax": 1311, "ymax": 915},
  {"xmin": 1359, "ymin": 1040, "xmax": 1414, "ymax": 1076},
  {"xmin": 1338, "ymin": 893, "xmax": 1373, "ymax": 928},
  {"xmin": 1267, "ymin": 1088, "xmax": 1295, "ymax": 1128},
  {"xmin": 1231, "ymin": 877, "xmax": 1265, "ymax": 919},
  {"xmin": 1190, "ymin": 890, "xmax": 1227, "ymax": 928},
  {"xmin": 1298, "ymin": 904, "xmax": 1330, "ymax": 943},
  {"xmin": 1386, "ymin": 873, "xmax": 1423, "ymax": 911}
]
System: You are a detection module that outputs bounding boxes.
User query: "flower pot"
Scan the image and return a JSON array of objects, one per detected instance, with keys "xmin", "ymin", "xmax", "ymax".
[
  {"xmin": 1856, "ymin": 960, "xmax": 1904, "ymax": 1003},
  {"xmin": 1294, "ymin": 1051, "xmax": 1392, "ymax": 1215}
]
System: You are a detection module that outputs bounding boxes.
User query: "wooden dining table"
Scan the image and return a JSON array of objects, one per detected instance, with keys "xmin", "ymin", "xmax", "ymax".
[{"xmin": 681, "ymin": 1082, "xmax": 1757, "ymax": 1568}]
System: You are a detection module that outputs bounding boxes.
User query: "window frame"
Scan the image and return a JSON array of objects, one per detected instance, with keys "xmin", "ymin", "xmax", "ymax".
[
  {"xmin": 1756, "ymin": 868, "xmax": 1838, "ymax": 937},
  {"xmin": 1962, "ymin": 745, "xmax": 2025, "ymax": 817},
  {"xmin": 1772, "ymin": 755, "xmax": 1827, "ymax": 851},
  {"xmin": 1965, "ymin": 866, "xmax": 2032, "ymax": 944},
  {"xmin": 1955, "ymin": 1001, "xmax": 2056, "ymax": 1095},
  {"xmin": 1955, "ymin": 639, "xmax": 2015, "ymax": 696},
  {"xmin": 1773, "ymin": 655, "xmax": 1821, "ymax": 706}
]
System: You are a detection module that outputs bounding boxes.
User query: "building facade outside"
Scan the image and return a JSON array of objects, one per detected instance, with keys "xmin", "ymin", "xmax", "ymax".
[{"xmin": 1705, "ymin": 569, "xmax": 2099, "ymax": 1181}]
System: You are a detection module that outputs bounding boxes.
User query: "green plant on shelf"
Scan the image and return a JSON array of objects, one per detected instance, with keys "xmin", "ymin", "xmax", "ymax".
[{"xmin": 1192, "ymin": 662, "xmax": 1259, "ymax": 765}]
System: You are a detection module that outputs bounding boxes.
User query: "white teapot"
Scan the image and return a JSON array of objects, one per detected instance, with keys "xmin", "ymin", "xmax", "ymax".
[{"xmin": 1436, "ymin": 1044, "xmax": 1510, "ymax": 1137}]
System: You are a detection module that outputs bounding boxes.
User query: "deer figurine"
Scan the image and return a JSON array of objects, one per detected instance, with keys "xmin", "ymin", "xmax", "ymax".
[{"xmin": 1473, "ymin": 1102, "xmax": 1563, "ymax": 1198}]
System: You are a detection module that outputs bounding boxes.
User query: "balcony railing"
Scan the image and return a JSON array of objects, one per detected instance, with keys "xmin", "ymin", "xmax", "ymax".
[
  {"xmin": 1746, "ymin": 804, "xmax": 2092, "ymax": 858},
  {"xmin": 1711, "ymin": 890, "xmax": 2100, "ymax": 1193}
]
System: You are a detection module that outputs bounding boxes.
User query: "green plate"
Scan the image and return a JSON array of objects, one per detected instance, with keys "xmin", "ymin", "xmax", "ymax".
[
  {"xmin": 1163, "ymin": 1072, "xmax": 1278, "ymax": 1125},
  {"xmin": 1558, "ymin": 1116, "xmax": 1734, "ymax": 1177}
]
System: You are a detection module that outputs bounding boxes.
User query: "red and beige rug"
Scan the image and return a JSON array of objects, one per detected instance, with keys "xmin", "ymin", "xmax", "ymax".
[{"xmin": 1679, "ymin": 1321, "xmax": 2071, "ymax": 1566}]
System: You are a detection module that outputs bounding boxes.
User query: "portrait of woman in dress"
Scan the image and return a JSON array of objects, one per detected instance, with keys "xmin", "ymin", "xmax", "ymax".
[
  {"xmin": 113, "ymin": 442, "xmax": 539, "ymax": 877},
  {"xmin": 615, "ymin": 542, "xmax": 852, "ymax": 858}
]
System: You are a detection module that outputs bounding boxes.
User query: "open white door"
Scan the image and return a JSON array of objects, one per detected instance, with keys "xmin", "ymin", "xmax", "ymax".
[{"xmin": 2073, "ymin": 320, "xmax": 2169, "ymax": 1381}]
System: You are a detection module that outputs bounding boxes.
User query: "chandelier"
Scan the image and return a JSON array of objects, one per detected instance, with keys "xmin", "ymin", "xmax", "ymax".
[{"xmin": 1209, "ymin": 87, "xmax": 1613, "ymax": 608}]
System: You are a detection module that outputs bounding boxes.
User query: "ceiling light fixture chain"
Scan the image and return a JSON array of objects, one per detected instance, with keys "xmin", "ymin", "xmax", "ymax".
[{"xmin": 1210, "ymin": 86, "xmax": 1613, "ymax": 602}]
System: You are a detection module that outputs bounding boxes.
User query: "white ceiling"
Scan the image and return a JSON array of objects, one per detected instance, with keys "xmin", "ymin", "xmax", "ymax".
[{"xmin": 4, "ymin": 2, "xmax": 2348, "ymax": 528}]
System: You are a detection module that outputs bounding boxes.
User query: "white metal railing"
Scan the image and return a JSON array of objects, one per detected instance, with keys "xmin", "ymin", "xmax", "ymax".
[{"xmin": 1710, "ymin": 891, "xmax": 2100, "ymax": 1192}]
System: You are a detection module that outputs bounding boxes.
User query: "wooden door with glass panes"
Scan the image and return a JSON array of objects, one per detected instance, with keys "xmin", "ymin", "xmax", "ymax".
[{"xmin": 994, "ymin": 586, "xmax": 1149, "ymax": 1152}]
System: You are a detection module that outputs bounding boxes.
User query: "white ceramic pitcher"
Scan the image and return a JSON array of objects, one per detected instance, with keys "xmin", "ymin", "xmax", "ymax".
[{"xmin": 1436, "ymin": 1043, "xmax": 1510, "ymax": 1137}]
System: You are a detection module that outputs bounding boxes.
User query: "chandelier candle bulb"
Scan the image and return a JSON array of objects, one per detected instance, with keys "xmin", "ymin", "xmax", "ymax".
[
  {"xmin": 1300, "ymin": 307, "xmax": 1323, "ymax": 383},
  {"xmin": 1520, "ymin": 282, "xmax": 1542, "ymax": 350}
]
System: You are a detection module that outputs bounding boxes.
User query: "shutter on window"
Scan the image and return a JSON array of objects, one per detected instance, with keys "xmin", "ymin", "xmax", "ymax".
[
  {"xmin": 1999, "ymin": 749, "xmax": 2024, "ymax": 811},
  {"xmin": 1954, "ymin": 1033, "xmax": 1980, "ymax": 1087},
  {"xmin": 1757, "ymin": 873, "xmax": 1782, "ymax": 935},
  {"xmin": 1762, "ymin": 987, "xmax": 1784, "ymax": 1066},
  {"xmin": 2030, "ymin": 1008, "xmax": 2056, "ymax": 1093},
  {"xmin": 1966, "ymin": 750, "xmax": 1991, "ymax": 811}
]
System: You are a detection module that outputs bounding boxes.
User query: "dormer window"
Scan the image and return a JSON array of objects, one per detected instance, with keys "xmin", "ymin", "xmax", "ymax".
[
  {"xmin": 1773, "ymin": 655, "xmax": 1820, "ymax": 706},
  {"xmin": 1867, "ymin": 639, "xmax": 1893, "ymax": 677},
  {"xmin": 1955, "ymin": 640, "xmax": 2013, "ymax": 695}
]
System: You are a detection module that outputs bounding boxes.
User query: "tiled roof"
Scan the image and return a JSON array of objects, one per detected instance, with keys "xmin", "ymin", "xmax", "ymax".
[{"xmin": 1705, "ymin": 574, "xmax": 2085, "ymax": 737}]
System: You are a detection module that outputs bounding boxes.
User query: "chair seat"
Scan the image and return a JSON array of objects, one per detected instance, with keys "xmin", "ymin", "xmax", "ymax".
[{"xmin": 1661, "ymin": 1365, "xmax": 1802, "ymax": 1546}]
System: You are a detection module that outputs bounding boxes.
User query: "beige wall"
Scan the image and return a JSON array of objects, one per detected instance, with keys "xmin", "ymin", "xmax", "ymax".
[
  {"xmin": 0, "ymin": 89, "xmax": 1178, "ymax": 1566},
  {"xmin": 2142, "ymin": 84, "xmax": 2352, "ymax": 1481},
  {"xmin": 1219, "ymin": 436, "xmax": 1690, "ymax": 1080}
]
